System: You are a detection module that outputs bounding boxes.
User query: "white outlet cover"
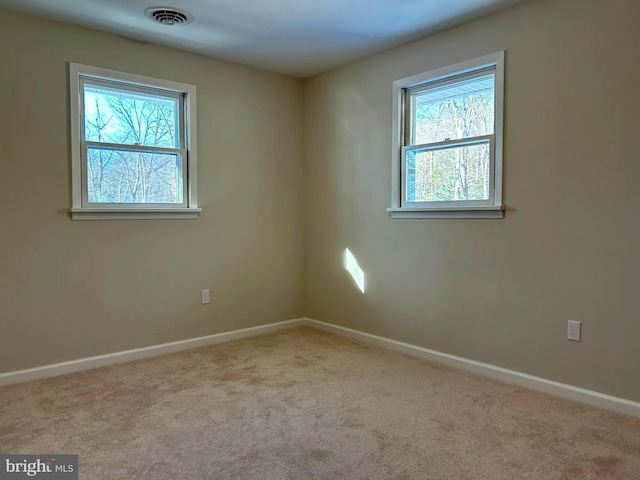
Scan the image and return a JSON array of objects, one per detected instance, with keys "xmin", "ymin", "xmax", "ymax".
[
  {"xmin": 568, "ymin": 320, "xmax": 581, "ymax": 342},
  {"xmin": 201, "ymin": 289, "xmax": 210, "ymax": 305}
]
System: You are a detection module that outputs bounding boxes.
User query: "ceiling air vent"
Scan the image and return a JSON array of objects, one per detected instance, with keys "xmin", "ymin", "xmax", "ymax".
[{"xmin": 145, "ymin": 7, "xmax": 194, "ymax": 26}]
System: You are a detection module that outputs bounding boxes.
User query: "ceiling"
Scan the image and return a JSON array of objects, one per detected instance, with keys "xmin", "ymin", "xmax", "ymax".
[{"xmin": 0, "ymin": 0, "xmax": 528, "ymax": 77}]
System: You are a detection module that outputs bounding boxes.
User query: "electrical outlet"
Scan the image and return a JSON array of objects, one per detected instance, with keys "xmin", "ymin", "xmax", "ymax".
[
  {"xmin": 201, "ymin": 289, "xmax": 210, "ymax": 305},
  {"xmin": 568, "ymin": 320, "xmax": 581, "ymax": 342}
]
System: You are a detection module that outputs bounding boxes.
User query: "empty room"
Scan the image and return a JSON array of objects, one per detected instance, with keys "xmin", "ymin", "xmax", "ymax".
[{"xmin": 1, "ymin": 0, "xmax": 639, "ymax": 478}]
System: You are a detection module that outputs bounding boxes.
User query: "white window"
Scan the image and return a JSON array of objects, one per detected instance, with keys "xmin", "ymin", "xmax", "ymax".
[
  {"xmin": 69, "ymin": 63, "xmax": 200, "ymax": 220},
  {"xmin": 388, "ymin": 52, "xmax": 505, "ymax": 218}
]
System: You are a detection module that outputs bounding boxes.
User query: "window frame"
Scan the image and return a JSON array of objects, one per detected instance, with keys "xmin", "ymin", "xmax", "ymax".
[
  {"xmin": 388, "ymin": 52, "xmax": 505, "ymax": 219},
  {"xmin": 69, "ymin": 63, "xmax": 200, "ymax": 220}
]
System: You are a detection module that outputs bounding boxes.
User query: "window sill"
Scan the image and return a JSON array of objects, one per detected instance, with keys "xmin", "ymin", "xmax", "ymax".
[
  {"xmin": 386, "ymin": 206, "xmax": 504, "ymax": 219},
  {"xmin": 70, "ymin": 207, "xmax": 202, "ymax": 221}
]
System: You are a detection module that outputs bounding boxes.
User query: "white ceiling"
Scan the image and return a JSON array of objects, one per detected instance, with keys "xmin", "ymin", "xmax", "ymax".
[{"xmin": 0, "ymin": 0, "xmax": 528, "ymax": 77}]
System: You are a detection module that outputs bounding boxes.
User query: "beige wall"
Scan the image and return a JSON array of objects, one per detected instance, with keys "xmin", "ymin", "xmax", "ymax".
[
  {"xmin": 304, "ymin": 0, "xmax": 640, "ymax": 402},
  {"xmin": 0, "ymin": 11, "xmax": 305, "ymax": 371}
]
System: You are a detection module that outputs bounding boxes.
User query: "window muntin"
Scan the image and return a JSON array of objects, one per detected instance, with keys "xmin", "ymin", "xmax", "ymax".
[
  {"xmin": 69, "ymin": 63, "xmax": 200, "ymax": 220},
  {"xmin": 389, "ymin": 52, "xmax": 504, "ymax": 218}
]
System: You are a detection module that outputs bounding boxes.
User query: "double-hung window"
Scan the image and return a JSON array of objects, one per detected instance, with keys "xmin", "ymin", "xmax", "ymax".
[
  {"xmin": 388, "ymin": 52, "xmax": 505, "ymax": 218},
  {"xmin": 69, "ymin": 63, "xmax": 200, "ymax": 220}
]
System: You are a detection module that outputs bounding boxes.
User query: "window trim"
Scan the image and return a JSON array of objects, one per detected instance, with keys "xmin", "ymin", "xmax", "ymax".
[
  {"xmin": 388, "ymin": 52, "xmax": 505, "ymax": 219},
  {"xmin": 69, "ymin": 63, "xmax": 201, "ymax": 220}
]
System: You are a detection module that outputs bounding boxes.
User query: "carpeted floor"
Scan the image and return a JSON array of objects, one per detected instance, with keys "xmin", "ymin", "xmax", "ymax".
[{"xmin": 0, "ymin": 327, "xmax": 639, "ymax": 479}]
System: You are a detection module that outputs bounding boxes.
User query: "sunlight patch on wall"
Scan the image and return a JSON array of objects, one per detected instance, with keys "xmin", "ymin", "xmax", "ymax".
[{"xmin": 344, "ymin": 248, "xmax": 365, "ymax": 293}]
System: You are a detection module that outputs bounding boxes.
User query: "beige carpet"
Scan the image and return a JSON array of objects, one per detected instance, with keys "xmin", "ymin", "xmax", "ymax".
[{"xmin": 0, "ymin": 327, "xmax": 638, "ymax": 479}]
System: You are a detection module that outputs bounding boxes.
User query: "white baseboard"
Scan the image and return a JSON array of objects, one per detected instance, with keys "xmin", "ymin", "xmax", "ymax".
[
  {"xmin": 2, "ymin": 316, "xmax": 638, "ymax": 419},
  {"xmin": 302, "ymin": 318, "xmax": 640, "ymax": 419},
  {"xmin": 0, "ymin": 318, "xmax": 306, "ymax": 387}
]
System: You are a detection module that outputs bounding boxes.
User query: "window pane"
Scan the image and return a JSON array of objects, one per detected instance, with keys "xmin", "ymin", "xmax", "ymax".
[
  {"xmin": 411, "ymin": 74, "xmax": 494, "ymax": 145},
  {"xmin": 87, "ymin": 147, "xmax": 183, "ymax": 204},
  {"xmin": 83, "ymin": 84, "xmax": 179, "ymax": 148},
  {"xmin": 406, "ymin": 142, "xmax": 490, "ymax": 203}
]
